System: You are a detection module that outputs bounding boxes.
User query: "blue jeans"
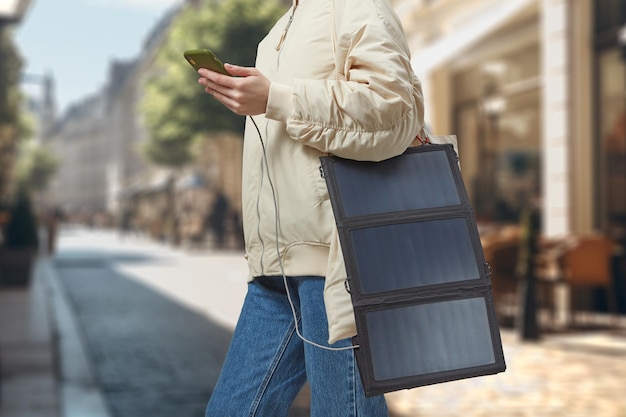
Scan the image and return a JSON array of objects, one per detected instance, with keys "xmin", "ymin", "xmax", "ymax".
[{"xmin": 205, "ymin": 276, "xmax": 389, "ymax": 417}]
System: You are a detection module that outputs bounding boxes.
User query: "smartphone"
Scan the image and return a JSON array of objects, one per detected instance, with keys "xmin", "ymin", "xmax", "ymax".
[{"xmin": 184, "ymin": 49, "xmax": 230, "ymax": 76}]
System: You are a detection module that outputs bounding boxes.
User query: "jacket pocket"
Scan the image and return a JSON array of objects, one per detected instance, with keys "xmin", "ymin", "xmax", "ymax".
[{"xmin": 304, "ymin": 144, "xmax": 330, "ymax": 204}]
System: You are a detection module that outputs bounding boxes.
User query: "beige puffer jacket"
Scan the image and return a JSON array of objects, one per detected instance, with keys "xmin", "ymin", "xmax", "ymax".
[{"xmin": 242, "ymin": 0, "xmax": 425, "ymax": 343}]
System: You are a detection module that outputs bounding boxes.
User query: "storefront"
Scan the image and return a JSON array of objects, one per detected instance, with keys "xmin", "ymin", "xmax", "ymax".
[{"xmin": 424, "ymin": 0, "xmax": 626, "ymax": 237}]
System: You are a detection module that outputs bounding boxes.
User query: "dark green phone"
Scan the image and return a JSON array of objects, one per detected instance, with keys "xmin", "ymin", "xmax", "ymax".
[{"xmin": 184, "ymin": 49, "xmax": 230, "ymax": 76}]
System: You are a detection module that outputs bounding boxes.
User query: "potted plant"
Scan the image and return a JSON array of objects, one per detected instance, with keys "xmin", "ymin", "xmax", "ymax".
[{"xmin": 0, "ymin": 186, "xmax": 39, "ymax": 286}]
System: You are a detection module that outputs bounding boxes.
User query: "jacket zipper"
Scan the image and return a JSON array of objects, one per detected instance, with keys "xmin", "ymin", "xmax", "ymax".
[
  {"xmin": 275, "ymin": 11, "xmax": 294, "ymax": 51},
  {"xmin": 275, "ymin": 0, "xmax": 298, "ymax": 50}
]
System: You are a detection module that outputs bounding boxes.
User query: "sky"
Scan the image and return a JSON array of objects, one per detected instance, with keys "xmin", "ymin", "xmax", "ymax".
[{"xmin": 14, "ymin": 0, "xmax": 182, "ymax": 115}]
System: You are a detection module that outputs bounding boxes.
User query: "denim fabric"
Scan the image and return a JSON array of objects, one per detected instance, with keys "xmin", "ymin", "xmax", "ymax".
[{"xmin": 205, "ymin": 276, "xmax": 389, "ymax": 417}]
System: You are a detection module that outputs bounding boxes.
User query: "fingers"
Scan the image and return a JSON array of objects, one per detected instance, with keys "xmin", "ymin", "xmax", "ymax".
[
  {"xmin": 197, "ymin": 68, "xmax": 246, "ymax": 104},
  {"xmin": 198, "ymin": 68, "xmax": 236, "ymax": 88},
  {"xmin": 203, "ymin": 84, "xmax": 246, "ymax": 115},
  {"xmin": 198, "ymin": 65, "xmax": 258, "ymax": 81},
  {"xmin": 198, "ymin": 75, "xmax": 225, "ymax": 94},
  {"xmin": 223, "ymin": 63, "xmax": 256, "ymax": 77}
]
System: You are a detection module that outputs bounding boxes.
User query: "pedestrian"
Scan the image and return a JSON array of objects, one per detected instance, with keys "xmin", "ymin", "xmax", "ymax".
[
  {"xmin": 118, "ymin": 204, "xmax": 133, "ymax": 240},
  {"xmin": 197, "ymin": 0, "xmax": 425, "ymax": 415},
  {"xmin": 43, "ymin": 207, "xmax": 58, "ymax": 255},
  {"xmin": 207, "ymin": 190, "xmax": 229, "ymax": 249}
]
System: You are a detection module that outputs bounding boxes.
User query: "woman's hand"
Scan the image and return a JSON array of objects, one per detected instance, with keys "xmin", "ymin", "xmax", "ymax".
[{"xmin": 198, "ymin": 64, "xmax": 270, "ymax": 116}]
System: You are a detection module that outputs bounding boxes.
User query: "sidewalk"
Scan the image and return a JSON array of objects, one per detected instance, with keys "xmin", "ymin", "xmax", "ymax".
[
  {"xmin": 0, "ymin": 257, "xmax": 59, "ymax": 417},
  {"xmin": 1, "ymin": 247, "xmax": 110, "ymax": 417},
  {"xmin": 2, "ymin": 227, "xmax": 626, "ymax": 417}
]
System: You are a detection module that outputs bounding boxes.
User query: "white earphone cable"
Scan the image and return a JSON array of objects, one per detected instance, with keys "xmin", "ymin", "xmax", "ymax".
[{"xmin": 249, "ymin": 116, "xmax": 357, "ymax": 352}]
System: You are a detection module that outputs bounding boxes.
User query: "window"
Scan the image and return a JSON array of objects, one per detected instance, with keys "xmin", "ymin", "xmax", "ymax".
[{"xmin": 453, "ymin": 43, "xmax": 541, "ymax": 222}]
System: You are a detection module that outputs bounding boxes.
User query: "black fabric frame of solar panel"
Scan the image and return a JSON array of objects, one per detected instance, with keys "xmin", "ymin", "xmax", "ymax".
[{"xmin": 320, "ymin": 144, "xmax": 506, "ymax": 397}]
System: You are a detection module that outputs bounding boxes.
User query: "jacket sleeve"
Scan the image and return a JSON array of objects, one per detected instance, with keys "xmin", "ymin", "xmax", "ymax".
[{"xmin": 265, "ymin": 19, "xmax": 425, "ymax": 162}]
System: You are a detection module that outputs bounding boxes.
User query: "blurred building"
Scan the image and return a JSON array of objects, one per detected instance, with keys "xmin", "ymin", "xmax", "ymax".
[
  {"xmin": 105, "ymin": 58, "xmax": 146, "ymax": 215},
  {"xmin": 45, "ymin": 94, "xmax": 109, "ymax": 216},
  {"xmin": 397, "ymin": 0, "xmax": 626, "ymax": 248}
]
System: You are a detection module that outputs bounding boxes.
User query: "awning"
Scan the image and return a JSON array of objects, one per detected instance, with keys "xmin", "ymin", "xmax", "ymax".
[
  {"xmin": 119, "ymin": 171, "xmax": 173, "ymax": 197},
  {"xmin": 411, "ymin": 0, "xmax": 536, "ymax": 76},
  {"xmin": 176, "ymin": 173, "xmax": 207, "ymax": 190}
]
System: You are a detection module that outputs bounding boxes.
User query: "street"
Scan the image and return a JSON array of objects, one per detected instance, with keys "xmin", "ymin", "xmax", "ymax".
[
  {"xmin": 52, "ymin": 226, "xmax": 312, "ymax": 417},
  {"xmin": 50, "ymin": 227, "xmax": 626, "ymax": 417}
]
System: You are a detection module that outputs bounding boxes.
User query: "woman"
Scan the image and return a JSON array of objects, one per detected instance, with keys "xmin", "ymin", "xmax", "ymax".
[{"xmin": 198, "ymin": 0, "xmax": 425, "ymax": 415}]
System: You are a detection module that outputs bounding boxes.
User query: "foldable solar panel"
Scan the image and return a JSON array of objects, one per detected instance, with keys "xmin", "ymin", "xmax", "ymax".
[{"xmin": 320, "ymin": 143, "xmax": 506, "ymax": 397}]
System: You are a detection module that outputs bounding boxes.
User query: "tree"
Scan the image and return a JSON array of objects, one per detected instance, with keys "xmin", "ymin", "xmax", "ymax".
[
  {"xmin": 0, "ymin": 26, "xmax": 24, "ymax": 204},
  {"xmin": 15, "ymin": 141, "xmax": 59, "ymax": 193},
  {"xmin": 0, "ymin": 26, "xmax": 22, "ymax": 125},
  {"xmin": 140, "ymin": 0, "xmax": 287, "ymax": 169}
]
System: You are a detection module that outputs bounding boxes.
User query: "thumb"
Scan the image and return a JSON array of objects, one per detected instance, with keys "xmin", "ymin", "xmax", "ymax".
[{"xmin": 224, "ymin": 63, "xmax": 256, "ymax": 77}]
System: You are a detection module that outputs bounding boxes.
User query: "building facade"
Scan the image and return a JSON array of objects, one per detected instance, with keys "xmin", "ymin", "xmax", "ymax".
[
  {"xmin": 397, "ymin": 0, "xmax": 625, "ymax": 249},
  {"xmin": 45, "ymin": 94, "xmax": 109, "ymax": 215}
]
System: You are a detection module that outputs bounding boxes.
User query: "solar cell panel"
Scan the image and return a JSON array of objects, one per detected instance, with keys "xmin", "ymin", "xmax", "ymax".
[{"xmin": 320, "ymin": 144, "xmax": 506, "ymax": 397}]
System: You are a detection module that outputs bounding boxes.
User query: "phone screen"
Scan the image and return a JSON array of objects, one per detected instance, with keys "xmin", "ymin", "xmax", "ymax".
[{"xmin": 184, "ymin": 49, "xmax": 230, "ymax": 76}]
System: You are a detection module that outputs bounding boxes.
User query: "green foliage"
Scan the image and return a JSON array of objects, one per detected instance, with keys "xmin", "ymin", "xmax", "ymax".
[
  {"xmin": 0, "ymin": 26, "xmax": 25, "ymax": 205},
  {"xmin": 0, "ymin": 26, "xmax": 23, "ymax": 125},
  {"xmin": 3, "ymin": 187, "xmax": 39, "ymax": 249},
  {"xmin": 140, "ymin": 0, "xmax": 287, "ymax": 169},
  {"xmin": 17, "ymin": 107, "xmax": 35, "ymax": 144},
  {"xmin": 16, "ymin": 141, "xmax": 59, "ymax": 193}
]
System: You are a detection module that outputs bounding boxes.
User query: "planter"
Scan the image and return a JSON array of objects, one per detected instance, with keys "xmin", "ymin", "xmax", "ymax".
[{"xmin": 0, "ymin": 248, "xmax": 37, "ymax": 287}]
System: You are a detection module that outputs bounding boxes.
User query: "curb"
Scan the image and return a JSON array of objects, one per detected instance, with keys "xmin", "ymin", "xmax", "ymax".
[{"xmin": 43, "ymin": 257, "xmax": 113, "ymax": 417}]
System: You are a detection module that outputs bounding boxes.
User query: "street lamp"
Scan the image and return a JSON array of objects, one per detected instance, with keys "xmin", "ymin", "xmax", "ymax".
[
  {"xmin": 21, "ymin": 72, "xmax": 56, "ymax": 142},
  {"xmin": 478, "ymin": 78, "xmax": 506, "ymax": 221},
  {"xmin": 483, "ymin": 91, "xmax": 506, "ymax": 119}
]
